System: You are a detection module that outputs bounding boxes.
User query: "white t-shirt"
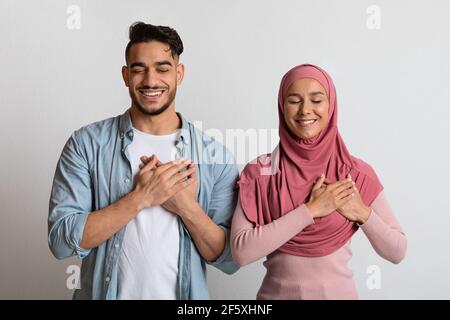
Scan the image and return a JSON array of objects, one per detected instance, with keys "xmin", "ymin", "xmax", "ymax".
[{"xmin": 117, "ymin": 128, "xmax": 180, "ymax": 300}]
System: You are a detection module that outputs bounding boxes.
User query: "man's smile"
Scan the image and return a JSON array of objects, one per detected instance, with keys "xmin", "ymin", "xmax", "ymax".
[{"xmin": 139, "ymin": 89, "xmax": 166, "ymax": 101}]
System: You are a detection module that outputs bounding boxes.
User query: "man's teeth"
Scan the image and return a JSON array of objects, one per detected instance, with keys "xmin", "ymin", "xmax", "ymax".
[{"xmin": 142, "ymin": 91, "xmax": 163, "ymax": 97}]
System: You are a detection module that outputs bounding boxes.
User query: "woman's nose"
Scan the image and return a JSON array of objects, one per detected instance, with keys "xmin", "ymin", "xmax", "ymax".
[{"xmin": 299, "ymin": 101, "xmax": 313, "ymax": 115}]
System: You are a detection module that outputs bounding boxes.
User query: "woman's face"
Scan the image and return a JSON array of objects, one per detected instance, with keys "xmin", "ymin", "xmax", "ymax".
[{"xmin": 284, "ymin": 78, "xmax": 329, "ymax": 140}]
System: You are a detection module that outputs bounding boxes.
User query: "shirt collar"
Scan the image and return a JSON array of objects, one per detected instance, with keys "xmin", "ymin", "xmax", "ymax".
[{"xmin": 119, "ymin": 108, "xmax": 190, "ymax": 145}]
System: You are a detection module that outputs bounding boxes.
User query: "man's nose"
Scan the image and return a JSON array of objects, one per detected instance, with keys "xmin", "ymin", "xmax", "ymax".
[{"xmin": 142, "ymin": 69, "xmax": 159, "ymax": 87}]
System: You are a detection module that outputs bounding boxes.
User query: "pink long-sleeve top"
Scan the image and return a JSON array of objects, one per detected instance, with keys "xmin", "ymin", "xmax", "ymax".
[{"xmin": 230, "ymin": 191, "xmax": 407, "ymax": 300}]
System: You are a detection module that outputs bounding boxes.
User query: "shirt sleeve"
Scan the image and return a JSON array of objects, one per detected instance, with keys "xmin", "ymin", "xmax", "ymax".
[
  {"xmin": 359, "ymin": 191, "xmax": 407, "ymax": 264},
  {"xmin": 48, "ymin": 131, "xmax": 93, "ymax": 260},
  {"xmin": 231, "ymin": 196, "xmax": 315, "ymax": 266},
  {"xmin": 205, "ymin": 148, "xmax": 240, "ymax": 274}
]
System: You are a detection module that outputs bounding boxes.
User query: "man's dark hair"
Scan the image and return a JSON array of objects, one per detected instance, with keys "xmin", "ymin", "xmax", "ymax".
[{"xmin": 125, "ymin": 22, "xmax": 184, "ymax": 63}]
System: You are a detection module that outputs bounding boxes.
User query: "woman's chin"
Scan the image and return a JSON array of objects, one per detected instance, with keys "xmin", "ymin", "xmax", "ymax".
[
  {"xmin": 296, "ymin": 131, "xmax": 319, "ymax": 140},
  {"xmin": 286, "ymin": 123, "xmax": 322, "ymax": 141}
]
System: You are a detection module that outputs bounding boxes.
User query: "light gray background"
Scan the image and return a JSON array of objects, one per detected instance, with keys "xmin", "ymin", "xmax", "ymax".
[{"xmin": 1, "ymin": 0, "xmax": 449, "ymax": 299}]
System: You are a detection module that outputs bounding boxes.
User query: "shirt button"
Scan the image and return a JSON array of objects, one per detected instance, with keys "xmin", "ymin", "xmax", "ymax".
[
  {"xmin": 105, "ymin": 276, "xmax": 110, "ymax": 283},
  {"xmin": 125, "ymin": 178, "xmax": 130, "ymax": 183},
  {"xmin": 128, "ymin": 131, "xmax": 134, "ymax": 138},
  {"xmin": 114, "ymin": 244, "xmax": 120, "ymax": 249}
]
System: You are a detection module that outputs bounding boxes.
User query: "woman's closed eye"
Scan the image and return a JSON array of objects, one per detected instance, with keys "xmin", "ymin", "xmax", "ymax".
[{"xmin": 288, "ymin": 99, "xmax": 322, "ymax": 105}]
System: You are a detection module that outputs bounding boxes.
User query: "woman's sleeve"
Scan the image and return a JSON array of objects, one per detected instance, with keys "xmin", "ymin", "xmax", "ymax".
[
  {"xmin": 359, "ymin": 191, "xmax": 407, "ymax": 264},
  {"xmin": 230, "ymin": 196, "xmax": 315, "ymax": 266}
]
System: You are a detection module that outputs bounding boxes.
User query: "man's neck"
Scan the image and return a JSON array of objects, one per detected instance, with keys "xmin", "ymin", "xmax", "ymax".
[{"xmin": 130, "ymin": 106, "xmax": 181, "ymax": 135}]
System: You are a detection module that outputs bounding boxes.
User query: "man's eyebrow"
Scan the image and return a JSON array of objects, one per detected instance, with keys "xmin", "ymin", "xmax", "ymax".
[
  {"xmin": 309, "ymin": 91, "xmax": 325, "ymax": 96},
  {"xmin": 155, "ymin": 60, "xmax": 173, "ymax": 67},
  {"xmin": 129, "ymin": 62, "xmax": 147, "ymax": 68},
  {"xmin": 287, "ymin": 93, "xmax": 301, "ymax": 98}
]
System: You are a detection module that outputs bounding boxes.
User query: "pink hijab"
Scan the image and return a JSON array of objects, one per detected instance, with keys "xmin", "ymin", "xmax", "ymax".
[{"xmin": 237, "ymin": 64, "xmax": 383, "ymax": 257}]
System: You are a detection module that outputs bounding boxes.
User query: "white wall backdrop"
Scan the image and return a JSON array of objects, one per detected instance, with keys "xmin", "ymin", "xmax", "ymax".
[{"xmin": 1, "ymin": 0, "xmax": 449, "ymax": 299}]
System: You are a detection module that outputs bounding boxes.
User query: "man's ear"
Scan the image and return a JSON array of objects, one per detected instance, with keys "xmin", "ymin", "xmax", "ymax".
[
  {"xmin": 176, "ymin": 63, "xmax": 185, "ymax": 85},
  {"xmin": 121, "ymin": 65, "xmax": 129, "ymax": 87}
]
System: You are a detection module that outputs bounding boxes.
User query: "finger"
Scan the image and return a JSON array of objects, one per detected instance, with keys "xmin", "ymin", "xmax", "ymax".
[
  {"xmin": 140, "ymin": 155, "xmax": 158, "ymax": 173},
  {"xmin": 139, "ymin": 156, "xmax": 151, "ymax": 169},
  {"xmin": 187, "ymin": 162, "xmax": 196, "ymax": 169},
  {"xmin": 332, "ymin": 183, "xmax": 354, "ymax": 198},
  {"xmin": 152, "ymin": 155, "xmax": 162, "ymax": 166},
  {"xmin": 154, "ymin": 158, "xmax": 188, "ymax": 174},
  {"xmin": 141, "ymin": 154, "xmax": 156, "ymax": 163},
  {"xmin": 140, "ymin": 155, "xmax": 157, "ymax": 172},
  {"xmin": 153, "ymin": 158, "xmax": 163, "ymax": 167},
  {"xmin": 312, "ymin": 174, "xmax": 325, "ymax": 191},
  {"xmin": 336, "ymin": 186, "xmax": 355, "ymax": 201},
  {"xmin": 327, "ymin": 177, "xmax": 350, "ymax": 189},
  {"xmin": 143, "ymin": 154, "xmax": 161, "ymax": 165},
  {"xmin": 140, "ymin": 155, "xmax": 150, "ymax": 164},
  {"xmin": 181, "ymin": 166, "xmax": 197, "ymax": 184},
  {"xmin": 158, "ymin": 159, "xmax": 192, "ymax": 178},
  {"xmin": 331, "ymin": 179, "xmax": 354, "ymax": 193},
  {"xmin": 337, "ymin": 190, "xmax": 355, "ymax": 206},
  {"xmin": 172, "ymin": 174, "xmax": 196, "ymax": 192},
  {"xmin": 187, "ymin": 166, "xmax": 197, "ymax": 179},
  {"xmin": 169, "ymin": 176, "xmax": 195, "ymax": 197},
  {"xmin": 323, "ymin": 178, "xmax": 333, "ymax": 185},
  {"xmin": 169, "ymin": 164, "xmax": 196, "ymax": 185},
  {"xmin": 183, "ymin": 163, "xmax": 197, "ymax": 175}
]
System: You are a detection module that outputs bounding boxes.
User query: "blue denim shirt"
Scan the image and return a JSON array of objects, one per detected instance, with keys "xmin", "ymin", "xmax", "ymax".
[{"xmin": 48, "ymin": 109, "xmax": 239, "ymax": 299}]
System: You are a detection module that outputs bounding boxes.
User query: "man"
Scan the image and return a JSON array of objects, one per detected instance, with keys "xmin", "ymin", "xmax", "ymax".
[{"xmin": 48, "ymin": 22, "xmax": 239, "ymax": 299}]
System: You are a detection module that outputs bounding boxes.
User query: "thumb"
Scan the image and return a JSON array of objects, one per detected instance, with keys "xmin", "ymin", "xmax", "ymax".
[
  {"xmin": 139, "ymin": 154, "xmax": 152, "ymax": 169},
  {"xmin": 140, "ymin": 154, "xmax": 155, "ymax": 165},
  {"xmin": 141, "ymin": 155, "xmax": 158, "ymax": 173},
  {"xmin": 151, "ymin": 154, "xmax": 163, "ymax": 167},
  {"xmin": 312, "ymin": 173, "xmax": 325, "ymax": 191}
]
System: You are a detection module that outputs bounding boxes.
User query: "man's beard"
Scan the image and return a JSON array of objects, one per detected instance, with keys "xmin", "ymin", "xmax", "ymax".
[{"xmin": 130, "ymin": 86, "xmax": 177, "ymax": 116}]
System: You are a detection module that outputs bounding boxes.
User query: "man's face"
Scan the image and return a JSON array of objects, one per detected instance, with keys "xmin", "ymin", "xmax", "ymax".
[{"xmin": 122, "ymin": 41, "xmax": 184, "ymax": 116}]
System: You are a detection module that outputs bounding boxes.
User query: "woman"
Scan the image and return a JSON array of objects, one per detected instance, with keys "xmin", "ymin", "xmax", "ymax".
[{"xmin": 231, "ymin": 64, "xmax": 407, "ymax": 300}]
